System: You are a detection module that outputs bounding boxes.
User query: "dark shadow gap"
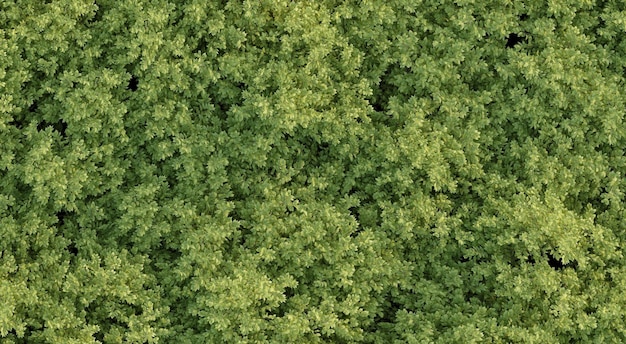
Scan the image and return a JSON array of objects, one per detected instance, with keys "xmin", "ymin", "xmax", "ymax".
[
  {"xmin": 505, "ymin": 32, "xmax": 528, "ymax": 49},
  {"xmin": 546, "ymin": 252, "xmax": 577, "ymax": 271},
  {"xmin": 128, "ymin": 76, "xmax": 139, "ymax": 91},
  {"xmin": 67, "ymin": 242, "xmax": 78, "ymax": 255},
  {"xmin": 37, "ymin": 119, "xmax": 68, "ymax": 137},
  {"xmin": 56, "ymin": 210, "xmax": 72, "ymax": 226},
  {"xmin": 29, "ymin": 101, "xmax": 38, "ymax": 112}
]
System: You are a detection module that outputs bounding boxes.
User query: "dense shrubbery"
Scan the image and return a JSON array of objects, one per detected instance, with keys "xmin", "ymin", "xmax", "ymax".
[{"xmin": 1, "ymin": 0, "xmax": 625, "ymax": 342}]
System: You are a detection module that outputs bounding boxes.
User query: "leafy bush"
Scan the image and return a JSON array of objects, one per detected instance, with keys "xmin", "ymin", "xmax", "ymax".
[{"xmin": 1, "ymin": 0, "xmax": 625, "ymax": 343}]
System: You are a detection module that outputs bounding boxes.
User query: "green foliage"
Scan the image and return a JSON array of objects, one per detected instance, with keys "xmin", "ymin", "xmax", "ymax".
[{"xmin": 1, "ymin": 0, "xmax": 625, "ymax": 342}]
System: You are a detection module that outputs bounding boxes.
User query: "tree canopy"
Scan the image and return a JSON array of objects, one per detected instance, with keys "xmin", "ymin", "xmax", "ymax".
[{"xmin": 1, "ymin": 0, "xmax": 625, "ymax": 342}]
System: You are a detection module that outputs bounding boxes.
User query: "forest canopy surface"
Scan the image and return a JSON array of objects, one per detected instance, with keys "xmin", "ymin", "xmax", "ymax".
[{"xmin": 1, "ymin": 0, "xmax": 626, "ymax": 343}]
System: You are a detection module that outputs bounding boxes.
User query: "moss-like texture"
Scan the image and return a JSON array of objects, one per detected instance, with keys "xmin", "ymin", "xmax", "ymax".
[{"xmin": 1, "ymin": 0, "xmax": 625, "ymax": 342}]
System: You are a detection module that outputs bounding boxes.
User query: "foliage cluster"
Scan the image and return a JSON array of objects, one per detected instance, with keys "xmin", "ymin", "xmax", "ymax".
[{"xmin": 1, "ymin": 0, "xmax": 625, "ymax": 342}]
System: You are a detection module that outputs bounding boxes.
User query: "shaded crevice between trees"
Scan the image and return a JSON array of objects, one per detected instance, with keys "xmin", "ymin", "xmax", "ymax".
[
  {"xmin": 546, "ymin": 251, "xmax": 578, "ymax": 271},
  {"xmin": 85, "ymin": 1, "xmax": 103, "ymax": 26},
  {"xmin": 504, "ymin": 14, "xmax": 530, "ymax": 49},
  {"xmin": 10, "ymin": 99, "xmax": 68, "ymax": 138},
  {"xmin": 505, "ymin": 32, "xmax": 528, "ymax": 49},
  {"xmin": 364, "ymin": 295, "xmax": 403, "ymax": 334},
  {"xmin": 67, "ymin": 242, "xmax": 79, "ymax": 256},
  {"xmin": 36, "ymin": 119, "xmax": 68, "ymax": 138},
  {"xmin": 267, "ymin": 286, "xmax": 295, "ymax": 318},
  {"xmin": 56, "ymin": 210, "xmax": 72, "ymax": 227},
  {"xmin": 127, "ymin": 75, "xmax": 139, "ymax": 92},
  {"xmin": 369, "ymin": 65, "xmax": 397, "ymax": 115},
  {"xmin": 28, "ymin": 101, "xmax": 38, "ymax": 113}
]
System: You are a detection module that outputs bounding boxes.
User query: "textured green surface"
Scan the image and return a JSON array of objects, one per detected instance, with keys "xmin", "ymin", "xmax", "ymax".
[{"xmin": 1, "ymin": 0, "xmax": 625, "ymax": 342}]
